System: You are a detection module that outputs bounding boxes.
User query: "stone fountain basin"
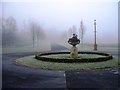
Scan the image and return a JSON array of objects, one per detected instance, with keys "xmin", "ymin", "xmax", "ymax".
[{"xmin": 35, "ymin": 51, "xmax": 113, "ymax": 63}]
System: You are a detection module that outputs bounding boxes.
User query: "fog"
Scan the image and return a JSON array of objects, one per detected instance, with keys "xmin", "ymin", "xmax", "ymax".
[{"xmin": 1, "ymin": 1, "xmax": 118, "ymax": 51}]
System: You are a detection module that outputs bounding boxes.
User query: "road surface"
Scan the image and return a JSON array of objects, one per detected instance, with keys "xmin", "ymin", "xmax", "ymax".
[{"xmin": 2, "ymin": 44, "xmax": 119, "ymax": 89}]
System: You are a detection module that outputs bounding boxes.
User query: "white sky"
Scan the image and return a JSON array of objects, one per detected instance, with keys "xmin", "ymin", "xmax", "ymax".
[
  {"xmin": 1, "ymin": 0, "xmax": 119, "ymax": 44},
  {"xmin": 1, "ymin": 0, "xmax": 119, "ymax": 2}
]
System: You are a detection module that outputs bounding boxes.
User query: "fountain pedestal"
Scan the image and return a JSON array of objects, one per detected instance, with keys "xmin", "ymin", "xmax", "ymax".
[
  {"xmin": 68, "ymin": 34, "xmax": 80, "ymax": 59},
  {"xmin": 70, "ymin": 46, "xmax": 78, "ymax": 58}
]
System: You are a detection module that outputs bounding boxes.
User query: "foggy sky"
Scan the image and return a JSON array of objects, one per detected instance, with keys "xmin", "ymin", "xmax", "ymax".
[{"xmin": 2, "ymin": 1, "xmax": 118, "ymax": 44}]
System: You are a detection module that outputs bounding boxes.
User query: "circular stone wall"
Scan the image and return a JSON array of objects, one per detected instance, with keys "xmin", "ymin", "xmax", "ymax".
[{"xmin": 35, "ymin": 51, "xmax": 113, "ymax": 63}]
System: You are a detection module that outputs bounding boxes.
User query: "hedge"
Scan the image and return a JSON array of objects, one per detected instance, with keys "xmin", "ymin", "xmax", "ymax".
[{"xmin": 35, "ymin": 51, "xmax": 113, "ymax": 63}]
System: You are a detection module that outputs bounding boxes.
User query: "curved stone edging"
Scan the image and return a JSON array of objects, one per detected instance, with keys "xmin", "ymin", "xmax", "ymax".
[{"xmin": 35, "ymin": 51, "xmax": 113, "ymax": 63}]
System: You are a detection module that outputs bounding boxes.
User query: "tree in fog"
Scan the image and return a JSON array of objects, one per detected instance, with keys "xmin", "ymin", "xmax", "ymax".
[
  {"xmin": 79, "ymin": 20, "xmax": 85, "ymax": 44},
  {"xmin": 2, "ymin": 16, "xmax": 17, "ymax": 47},
  {"xmin": 67, "ymin": 25, "xmax": 77, "ymax": 38},
  {"xmin": 35, "ymin": 24, "xmax": 45, "ymax": 44},
  {"xmin": 60, "ymin": 30, "xmax": 67, "ymax": 42},
  {"xmin": 72, "ymin": 25, "xmax": 77, "ymax": 34},
  {"xmin": 2, "ymin": 18, "xmax": 8, "ymax": 47},
  {"xmin": 0, "ymin": 18, "xmax": 2, "ymax": 46},
  {"xmin": 68, "ymin": 27, "xmax": 73, "ymax": 38},
  {"xmin": 29, "ymin": 21, "xmax": 35, "ymax": 48},
  {"xmin": 29, "ymin": 21, "xmax": 45, "ymax": 48}
]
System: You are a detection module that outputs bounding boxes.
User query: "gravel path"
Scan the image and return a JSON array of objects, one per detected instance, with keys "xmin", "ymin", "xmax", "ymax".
[{"xmin": 2, "ymin": 44, "xmax": 119, "ymax": 89}]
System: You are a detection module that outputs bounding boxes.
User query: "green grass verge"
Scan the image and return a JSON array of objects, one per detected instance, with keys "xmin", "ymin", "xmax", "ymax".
[{"xmin": 14, "ymin": 55, "xmax": 119, "ymax": 71}]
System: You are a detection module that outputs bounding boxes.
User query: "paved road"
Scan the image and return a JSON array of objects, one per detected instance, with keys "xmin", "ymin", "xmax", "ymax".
[
  {"xmin": 66, "ymin": 70, "xmax": 119, "ymax": 89},
  {"xmin": 2, "ymin": 44, "xmax": 119, "ymax": 89},
  {"xmin": 2, "ymin": 52, "xmax": 66, "ymax": 89},
  {"xmin": 51, "ymin": 43, "xmax": 69, "ymax": 51}
]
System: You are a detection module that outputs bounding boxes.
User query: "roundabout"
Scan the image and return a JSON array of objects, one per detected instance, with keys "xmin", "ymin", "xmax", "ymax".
[
  {"xmin": 35, "ymin": 51, "xmax": 113, "ymax": 63},
  {"xmin": 14, "ymin": 51, "xmax": 117, "ymax": 71}
]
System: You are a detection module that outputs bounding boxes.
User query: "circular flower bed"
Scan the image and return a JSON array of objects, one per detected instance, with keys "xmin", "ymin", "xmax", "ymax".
[{"xmin": 35, "ymin": 51, "xmax": 113, "ymax": 63}]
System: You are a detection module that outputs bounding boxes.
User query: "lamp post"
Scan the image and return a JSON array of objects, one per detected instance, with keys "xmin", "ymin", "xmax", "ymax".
[{"xmin": 94, "ymin": 19, "xmax": 97, "ymax": 50}]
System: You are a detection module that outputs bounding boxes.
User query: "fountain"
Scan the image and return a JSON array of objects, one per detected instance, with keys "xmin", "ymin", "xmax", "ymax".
[{"xmin": 68, "ymin": 34, "xmax": 80, "ymax": 58}]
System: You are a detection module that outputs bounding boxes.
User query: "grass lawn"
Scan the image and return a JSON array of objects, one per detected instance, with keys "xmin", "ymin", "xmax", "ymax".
[
  {"xmin": 41, "ymin": 54, "xmax": 107, "ymax": 59},
  {"xmin": 14, "ymin": 55, "xmax": 119, "ymax": 71},
  {"xmin": 58, "ymin": 42, "xmax": 118, "ymax": 52},
  {"xmin": 2, "ymin": 41, "xmax": 118, "ymax": 54},
  {"xmin": 2, "ymin": 42, "xmax": 51, "ymax": 54}
]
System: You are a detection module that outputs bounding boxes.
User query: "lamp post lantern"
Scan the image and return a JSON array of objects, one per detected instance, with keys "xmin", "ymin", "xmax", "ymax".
[{"xmin": 94, "ymin": 19, "xmax": 97, "ymax": 51}]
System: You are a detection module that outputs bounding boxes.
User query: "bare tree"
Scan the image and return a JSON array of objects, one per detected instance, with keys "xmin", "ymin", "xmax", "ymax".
[
  {"xmin": 68, "ymin": 27, "xmax": 73, "ymax": 38},
  {"xmin": 0, "ymin": 18, "xmax": 2, "ymax": 46},
  {"xmin": 79, "ymin": 20, "xmax": 85, "ymax": 45},
  {"xmin": 35, "ymin": 24, "xmax": 45, "ymax": 45},
  {"xmin": 29, "ymin": 21, "xmax": 35, "ymax": 48},
  {"xmin": 29, "ymin": 21, "xmax": 45, "ymax": 48},
  {"xmin": 60, "ymin": 30, "xmax": 67, "ymax": 42},
  {"xmin": 2, "ymin": 16, "xmax": 17, "ymax": 47},
  {"xmin": 72, "ymin": 25, "xmax": 77, "ymax": 34}
]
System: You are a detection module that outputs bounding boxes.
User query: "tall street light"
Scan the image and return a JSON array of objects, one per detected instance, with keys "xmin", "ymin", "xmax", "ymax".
[{"xmin": 94, "ymin": 19, "xmax": 97, "ymax": 51}]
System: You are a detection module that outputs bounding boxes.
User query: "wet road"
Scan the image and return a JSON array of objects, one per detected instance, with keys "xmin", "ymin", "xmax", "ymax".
[
  {"xmin": 2, "ymin": 44, "xmax": 119, "ymax": 89},
  {"xmin": 2, "ymin": 52, "xmax": 66, "ymax": 89},
  {"xmin": 66, "ymin": 70, "xmax": 119, "ymax": 89}
]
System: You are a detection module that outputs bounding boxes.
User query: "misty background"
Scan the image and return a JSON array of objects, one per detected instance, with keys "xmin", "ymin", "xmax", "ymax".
[{"xmin": 0, "ymin": 1, "xmax": 118, "ymax": 52}]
